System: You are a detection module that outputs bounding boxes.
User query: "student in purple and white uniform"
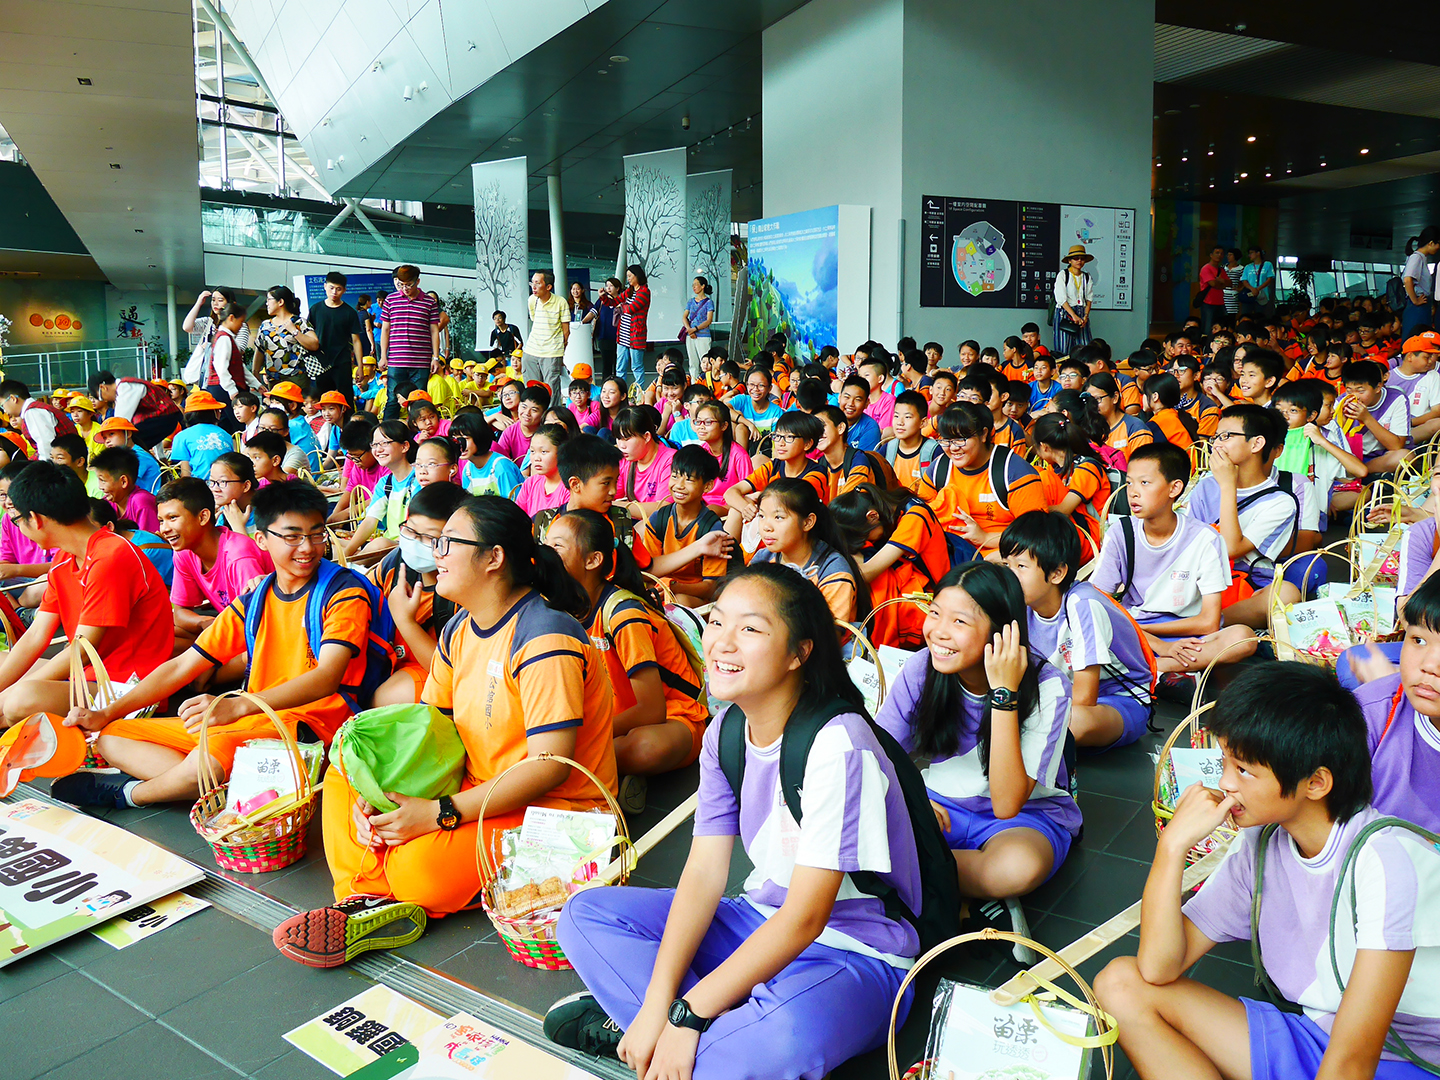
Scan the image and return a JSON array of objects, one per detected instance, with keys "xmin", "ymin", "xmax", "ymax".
[
  {"xmin": 544, "ymin": 564, "xmax": 923, "ymax": 1079},
  {"xmin": 876, "ymin": 561, "xmax": 1078, "ymax": 904},
  {"xmin": 999, "ymin": 510, "xmax": 1156, "ymax": 751},
  {"xmin": 1097, "ymin": 662, "xmax": 1440, "ymax": 1080}
]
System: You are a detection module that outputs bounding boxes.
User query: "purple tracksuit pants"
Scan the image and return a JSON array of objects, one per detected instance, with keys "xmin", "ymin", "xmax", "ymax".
[{"xmin": 557, "ymin": 886, "xmax": 913, "ymax": 1080}]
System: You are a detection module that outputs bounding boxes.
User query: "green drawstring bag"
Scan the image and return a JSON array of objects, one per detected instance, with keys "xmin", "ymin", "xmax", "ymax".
[{"xmin": 332, "ymin": 703, "xmax": 467, "ymax": 813}]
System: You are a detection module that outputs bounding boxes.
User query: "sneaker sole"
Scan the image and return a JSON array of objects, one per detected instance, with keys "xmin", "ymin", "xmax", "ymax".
[{"xmin": 272, "ymin": 901, "xmax": 426, "ymax": 968}]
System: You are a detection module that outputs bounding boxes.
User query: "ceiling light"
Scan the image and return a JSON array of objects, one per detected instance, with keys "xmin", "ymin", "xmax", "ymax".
[
  {"xmin": 1181, "ymin": 153, "xmax": 1188, "ymax": 161},
  {"xmin": 76, "ymin": 77, "xmax": 91, "ymax": 86},
  {"xmin": 1264, "ymin": 171, "xmax": 1271, "ymax": 177},
  {"xmin": 148, "ymin": 264, "xmax": 156, "ymax": 268},
  {"xmin": 1164, "ymin": 109, "xmax": 1180, "ymax": 116},
  {"xmin": 1235, "ymin": 22, "xmax": 1247, "ymax": 31},
  {"xmin": 597, "ymin": 68, "xmax": 607, "ymax": 74},
  {"xmin": 134, "ymin": 228, "xmax": 143, "ymax": 233},
  {"xmin": 1246, "ymin": 135, "xmax": 1256, "ymax": 143},
  {"xmin": 1360, "ymin": 147, "xmax": 1370, "ymax": 154},
  {"xmin": 1239, "ymin": 171, "xmax": 1248, "ymax": 178},
  {"xmin": 609, "ymin": 55, "xmax": 629, "ymax": 63},
  {"xmin": 508, "ymin": 136, "xmax": 522, "ymax": 143},
  {"xmin": 1209, "ymin": 182, "xmax": 1215, "ymax": 188}
]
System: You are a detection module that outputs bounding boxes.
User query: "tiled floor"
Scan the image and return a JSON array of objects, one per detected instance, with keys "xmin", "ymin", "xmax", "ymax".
[{"xmin": 3, "ymin": 690, "xmax": 1216, "ymax": 1080}]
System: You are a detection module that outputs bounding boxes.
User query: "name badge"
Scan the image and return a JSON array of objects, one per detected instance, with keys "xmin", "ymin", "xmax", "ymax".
[
  {"xmin": 978, "ymin": 492, "xmax": 998, "ymax": 503},
  {"xmin": 487, "ymin": 660, "xmax": 503, "ymax": 678}
]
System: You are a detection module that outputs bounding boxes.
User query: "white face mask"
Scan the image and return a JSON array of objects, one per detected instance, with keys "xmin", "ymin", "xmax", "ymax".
[{"xmin": 399, "ymin": 535, "xmax": 436, "ymax": 574}]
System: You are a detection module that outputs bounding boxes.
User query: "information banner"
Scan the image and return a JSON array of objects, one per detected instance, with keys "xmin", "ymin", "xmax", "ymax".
[
  {"xmin": 0, "ymin": 799, "xmax": 203, "ymax": 967},
  {"xmin": 687, "ymin": 170, "xmax": 733, "ymax": 326},
  {"xmin": 743, "ymin": 206, "xmax": 840, "ymax": 363},
  {"xmin": 920, "ymin": 195, "xmax": 1134, "ymax": 311},
  {"xmin": 624, "ymin": 148, "xmax": 688, "ymax": 341},
  {"xmin": 473, "ymin": 156, "xmax": 532, "ymax": 345}
]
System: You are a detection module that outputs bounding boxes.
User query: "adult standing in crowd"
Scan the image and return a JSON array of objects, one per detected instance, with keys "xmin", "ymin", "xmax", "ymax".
[
  {"xmin": 488, "ymin": 310, "xmax": 520, "ymax": 361},
  {"xmin": 1223, "ymin": 247, "xmax": 1244, "ymax": 318},
  {"xmin": 181, "ymin": 286, "xmax": 251, "ymax": 378},
  {"xmin": 1238, "ymin": 245, "xmax": 1275, "ymax": 317},
  {"xmin": 566, "ymin": 281, "xmax": 597, "ymax": 384},
  {"xmin": 616, "ymin": 264, "xmax": 651, "ymax": 389},
  {"xmin": 1053, "ymin": 244, "xmax": 1094, "ymax": 355},
  {"xmin": 429, "ymin": 292, "xmax": 452, "ymax": 360},
  {"xmin": 596, "ymin": 277, "xmax": 621, "ymax": 380},
  {"xmin": 380, "ymin": 265, "xmax": 440, "ymax": 421},
  {"xmin": 1197, "ymin": 244, "xmax": 1228, "ymax": 335},
  {"xmin": 252, "ymin": 285, "xmax": 317, "ymax": 388},
  {"xmin": 682, "ymin": 275, "xmax": 714, "ymax": 380},
  {"xmin": 1401, "ymin": 226, "xmax": 1440, "ymax": 336},
  {"xmin": 88, "ymin": 371, "xmax": 181, "ymax": 451},
  {"xmin": 308, "ymin": 271, "xmax": 365, "ymax": 406},
  {"xmin": 524, "ymin": 270, "xmax": 570, "ymax": 404}
]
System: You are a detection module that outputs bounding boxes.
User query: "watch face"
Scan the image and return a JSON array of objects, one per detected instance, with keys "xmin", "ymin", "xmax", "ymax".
[{"xmin": 668, "ymin": 1000, "xmax": 687, "ymax": 1026}]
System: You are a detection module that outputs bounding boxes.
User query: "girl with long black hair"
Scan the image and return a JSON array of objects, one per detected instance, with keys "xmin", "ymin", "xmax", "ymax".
[
  {"xmin": 1030, "ymin": 411, "xmax": 1112, "ymax": 556},
  {"xmin": 547, "ymin": 564, "xmax": 923, "ymax": 1078},
  {"xmin": 875, "ymin": 562, "xmax": 1078, "ymax": 903},
  {"xmin": 750, "ymin": 477, "xmax": 872, "ymax": 628}
]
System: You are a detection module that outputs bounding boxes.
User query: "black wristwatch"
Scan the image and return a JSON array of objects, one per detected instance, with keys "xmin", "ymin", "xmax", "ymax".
[
  {"xmin": 436, "ymin": 795, "xmax": 461, "ymax": 832},
  {"xmin": 668, "ymin": 997, "xmax": 714, "ymax": 1033},
  {"xmin": 988, "ymin": 686, "xmax": 1020, "ymax": 711}
]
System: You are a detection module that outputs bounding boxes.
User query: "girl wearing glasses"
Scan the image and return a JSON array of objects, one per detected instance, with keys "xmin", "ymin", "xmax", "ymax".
[
  {"xmin": 449, "ymin": 412, "xmax": 523, "ymax": 500},
  {"xmin": 1085, "ymin": 373, "xmax": 1153, "ymax": 464},
  {"xmin": 207, "ymin": 452, "xmax": 261, "ymax": 537},
  {"xmin": 692, "ymin": 399, "xmax": 751, "ymax": 510},
  {"xmin": 310, "ymin": 495, "xmax": 618, "ymax": 941},
  {"xmin": 343, "ymin": 421, "xmax": 417, "ymax": 558}
]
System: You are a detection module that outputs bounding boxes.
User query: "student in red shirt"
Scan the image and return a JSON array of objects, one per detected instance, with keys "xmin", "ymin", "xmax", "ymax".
[{"xmin": 0, "ymin": 461, "xmax": 172, "ymax": 726}]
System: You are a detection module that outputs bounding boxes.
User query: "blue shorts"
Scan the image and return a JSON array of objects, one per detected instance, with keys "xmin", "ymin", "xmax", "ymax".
[
  {"xmin": 927, "ymin": 791, "xmax": 1074, "ymax": 883},
  {"xmin": 1096, "ymin": 692, "xmax": 1152, "ymax": 752},
  {"xmin": 1244, "ymin": 998, "xmax": 1436, "ymax": 1080}
]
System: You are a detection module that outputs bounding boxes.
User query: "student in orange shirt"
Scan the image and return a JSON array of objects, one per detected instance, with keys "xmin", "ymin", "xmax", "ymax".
[
  {"xmin": 1236, "ymin": 347, "xmax": 1284, "ymax": 409},
  {"xmin": 957, "ymin": 369, "xmax": 1025, "ymax": 447},
  {"xmin": 275, "ymin": 496, "xmax": 618, "ymax": 963},
  {"xmin": 58, "ymin": 483, "xmax": 371, "ymax": 808},
  {"xmin": 722, "ymin": 410, "xmax": 827, "ymax": 536},
  {"xmin": 886, "ymin": 390, "xmax": 941, "ymax": 491},
  {"xmin": 1086, "ymin": 373, "xmax": 1153, "ymax": 462},
  {"xmin": 1144, "ymin": 372, "xmax": 1201, "ymax": 450},
  {"xmin": 633, "ymin": 445, "xmax": 732, "ymax": 607},
  {"xmin": 546, "ymin": 508, "xmax": 707, "ymax": 812},
  {"xmin": 815, "ymin": 405, "xmax": 890, "ymax": 498},
  {"xmin": 832, "ymin": 481, "xmax": 948, "ymax": 648},
  {"xmin": 1173, "ymin": 357, "xmax": 1220, "ymax": 436},
  {"xmin": 922, "ymin": 370, "xmax": 957, "ymax": 437},
  {"xmin": 1030, "ymin": 410, "xmax": 1111, "ymax": 559},
  {"xmin": 916, "ymin": 401, "xmax": 1047, "ymax": 558},
  {"xmin": 0, "ymin": 461, "xmax": 173, "ymax": 728},
  {"xmin": 1000, "ymin": 336, "xmax": 1033, "ymax": 383}
]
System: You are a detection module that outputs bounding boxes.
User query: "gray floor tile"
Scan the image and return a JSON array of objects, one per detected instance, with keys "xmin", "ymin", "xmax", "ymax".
[
  {"xmin": 396, "ymin": 908, "xmax": 493, "ymax": 966},
  {"xmin": 73, "ymin": 907, "xmax": 276, "ymax": 1015},
  {"xmin": 1076, "ymin": 791, "xmax": 1143, "ymax": 851},
  {"xmin": 435, "ymin": 934, "xmax": 586, "ymax": 1016},
  {"xmin": 1044, "ymin": 850, "xmax": 1153, "ymax": 924},
  {"xmin": 0, "ymin": 947, "xmax": 69, "ymax": 1003},
  {"xmin": 6, "ymin": 969, "xmax": 149, "ymax": 1079},
  {"xmin": 1106, "ymin": 802, "xmax": 1160, "ymax": 861},
  {"xmin": 43, "ymin": 1020, "xmax": 243, "ymax": 1080},
  {"xmin": 161, "ymin": 956, "xmax": 373, "ymax": 1074}
]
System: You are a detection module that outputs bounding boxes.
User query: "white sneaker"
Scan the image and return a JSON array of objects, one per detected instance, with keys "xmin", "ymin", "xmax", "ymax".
[{"xmin": 618, "ymin": 774, "xmax": 647, "ymax": 815}]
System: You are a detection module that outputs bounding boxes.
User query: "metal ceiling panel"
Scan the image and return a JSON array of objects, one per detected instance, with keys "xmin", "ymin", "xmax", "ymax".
[{"xmin": 1153, "ymin": 23, "xmax": 1289, "ymax": 82}]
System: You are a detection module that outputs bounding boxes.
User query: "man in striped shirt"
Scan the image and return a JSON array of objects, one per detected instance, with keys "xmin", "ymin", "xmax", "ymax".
[{"xmin": 379, "ymin": 264, "xmax": 440, "ymax": 421}]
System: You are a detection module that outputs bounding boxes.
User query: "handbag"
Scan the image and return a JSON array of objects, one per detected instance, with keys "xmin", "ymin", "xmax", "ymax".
[{"xmin": 333, "ymin": 703, "xmax": 467, "ymax": 813}]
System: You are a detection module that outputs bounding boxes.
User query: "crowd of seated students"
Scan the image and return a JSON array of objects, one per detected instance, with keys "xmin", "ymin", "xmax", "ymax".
[{"xmin": 2, "ymin": 290, "xmax": 1436, "ymax": 1080}]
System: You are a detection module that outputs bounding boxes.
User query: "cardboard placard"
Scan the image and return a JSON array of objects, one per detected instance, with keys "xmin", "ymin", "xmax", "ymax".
[
  {"xmin": 388, "ymin": 1012, "xmax": 605, "ymax": 1078},
  {"xmin": 284, "ymin": 985, "xmax": 445, "ymax": 1076},
  {"xmin": 91, "ymin": 891, "xmax": 210, "ymax": 949}
]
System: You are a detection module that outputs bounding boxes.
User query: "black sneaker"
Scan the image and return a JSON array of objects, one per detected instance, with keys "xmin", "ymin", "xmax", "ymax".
[
  {"xmin": 50, "ymin": 770, "xmax": 138, "ymax": 809},
  {"xmin": 1155, "ymin": 671, "xmax": 1195, "ymax": 705},
  {"xmin": 544, "ymin": 992, "xmax": 624, "ymax": 1057}
]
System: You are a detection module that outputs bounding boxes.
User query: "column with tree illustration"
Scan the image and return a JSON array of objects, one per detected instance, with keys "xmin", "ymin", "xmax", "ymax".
[
  {"xmin": 471, "ymin": 157, "xmax": 531, "ymax": 345},
  {"xmin": 687, "ymin": 170, "xmax": 732, "ymax": 327},
  {"xmin": 623, "ymin": 149, "xmax": 688, "ymax": 340}
]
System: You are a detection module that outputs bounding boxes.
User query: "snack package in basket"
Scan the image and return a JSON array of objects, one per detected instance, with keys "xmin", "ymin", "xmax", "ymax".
[
  {"xmin": 920, "ymin": 978, "xmax": 1095, "ymax": 1080},
  {"xmin": 1282, "ymin": 598, "xmax": 1353, "ymax": 659},
  {"xmin": 492, "ymin": 806, "xmax": 618, "ymax": 920},
  {"xmin": 200, "ymin": 739, "xmax": 322, "ymax": 840},
  {"xmin": 1318, "ymin": 583, "xmax": 1398, "ymax": 638}
]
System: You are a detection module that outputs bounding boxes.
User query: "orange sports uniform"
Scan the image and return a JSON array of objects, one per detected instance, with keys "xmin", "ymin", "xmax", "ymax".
[
  {"xmin": 866, "ymin": 498, "xmax": 948, "ymax": 649},
  {"xmin": 1116, "ymin": 378, "xmax": 1143, "ymax": 414},
  {"xmin": 1179, "ymin": 395, "xmax": 1220, "ymax": 437},
  {"xmin": 992, "ymin": 416, "xmax": 1027, "ymax": 448},
  {"xmin": 743, "ymin": 457, "xmax": 828, "ymax": 501},
  {"xmin": 1150, "ymin": 408, "xmax": 1194, "ymax": 451},
  {"xmin": 105, "ymin": 570, "xmax": 373, "ymax": 770},
  {"xmin": 635, "ymin": 504, "xmax": 729, "ymax": 593},
  {"xmin": 916, "ymin": 447, "xmax": 1046, "ymax": 554},
  {"xmin": 586, "ymin": 583, "xmax": 708, "ymax": 764},
  {"xmin": 1105, "ymin": 414, "xmax": 1153, "ymax": 460},
  {"xmin": 323, "ymin": 590, "xmax": 618, "ymax": 917}
]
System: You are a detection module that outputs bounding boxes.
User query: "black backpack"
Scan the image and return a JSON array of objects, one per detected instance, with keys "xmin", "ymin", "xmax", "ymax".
[{"xmin": 717, "ymin": 694, "xmax": 962, "ymax": 954}]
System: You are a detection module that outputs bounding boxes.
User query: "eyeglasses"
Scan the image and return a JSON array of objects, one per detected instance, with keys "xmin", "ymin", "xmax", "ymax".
[
  {"xmin": 769, "ymin": 433, "xmax": 801, "ymax": 444},
  {"xmin": 399, "ymin": 524, "xmax": 442, "ymax": 547},
  {"xmin": 938, "ymin": 437, "xmax": 978, "ymax": 450},
  {"xmin": 1212, "ymin": 430, "xmax": 1248, "ymax": 443},
  {"xmin": 370, "ymin": 439, "xmax": 399, "ymax": 450},
  {"xmin": 344, "ymin": 451, "xmax": 370, "ymax": 463},
  {"xmin": 432, "ymin": 534, "xmax": 488, "ymax": 558},
  {"xmin": 414, "ymin": 460, "xmax": 453, "ymax": 472},
  {"xmin": 206, "ymin": 478, "xmax": 242, "ymax": 489},
  {"xmin": 262, "ymin": 528, "xmax": 328, "ymax": 548}
]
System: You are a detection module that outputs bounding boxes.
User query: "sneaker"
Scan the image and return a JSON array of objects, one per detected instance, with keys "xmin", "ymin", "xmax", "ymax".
[
  {"xmin": 618, "ymin": 774, "xmax": 647, "ymax": 816},
  {"xmin": 49, "ymin": 770, "xmax": 138, "ymax": 809},
  {"xmin": 543, "ymin": 992, "xmax": 624, "ymax": 1057},
  {"xmin": 272, "ymin": 895, "xmax": 426, "ymax": 968},
  {"xmin": 1155, "ymin": 671, "xmax": 1195, "ymax": 705}
]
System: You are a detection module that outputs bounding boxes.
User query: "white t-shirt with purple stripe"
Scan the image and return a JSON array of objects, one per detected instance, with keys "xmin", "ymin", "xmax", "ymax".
[
  {"xmin": 875, "ymin": 652, "xmax": 1079, "ymax": 837},
  {"xmin": 1398, "ymin": 518, "xmax": 1437, "ymax": 599},
  {"xmin": 693, "ymin": 708, "xmax": 923, "ymax": 968},
  {"xmin": 1185, "ymin": 474, "xmax": 1297, "ymax": 588},
  {"xmin": 1026, "ymin": 582, "xmax": 1152, "ymax": 704},
  {"xmin": 1090, "ymin": 513, "xmax": 1231, "ymax": 629},
  {"xmin": 1183, "ymin": 807, "xmax": 1440, "ymax": 1064},
  {"xmin": 1343, "ymin": 386, "xmax": 1411, "ymax": 458}
]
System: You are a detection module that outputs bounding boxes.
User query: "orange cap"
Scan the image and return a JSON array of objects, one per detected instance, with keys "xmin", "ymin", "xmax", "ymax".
[
  {"xmin": 267, "ymin": 381, "xmax": 304, "ymax": 403},
  {"xmin": 184, "ymin": 390, "xmax": 225, "ymax": 411},
  {"xmin": 570, "ymin": 363, "xmax": 593, "ymax": 381},
  {"xmin": 1402, "ymin": 332, "xmax": 1440, "ymax": 355},
  {"xmin": 316, "ymin": 391, "xmax": 349, "ymax": 406},
  {"xmin": 95, "ymin": 417, "xmax": 139, "ymax": 435},
  {"xmin": 404, "ymin": 390, "xmax": 433, "ymax": 405},
  {"xmin": 0, "ymin": 712, "xmax": 88, "ymax": 797}
]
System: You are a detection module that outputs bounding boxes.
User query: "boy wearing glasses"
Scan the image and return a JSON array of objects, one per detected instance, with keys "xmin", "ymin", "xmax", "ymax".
[
  {"xmin": 58, "ymin": 483, "xmax": 374, "ymax": 808},
  {"xmin": 0, "ymin": 462, "xmax": 172, "ymax": 730}
]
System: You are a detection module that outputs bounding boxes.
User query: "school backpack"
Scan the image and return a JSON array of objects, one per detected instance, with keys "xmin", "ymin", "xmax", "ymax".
[
  {"xmin": 1385, "ymin": 275, "xmax": 1408, "ymax": 315},
  {"xmin": 242, "ymin": 559, "xmax": 397, "ymax": 714},
  {"xmin": 883, "ymin": 436, "xmax": 941, "ymax": 478},
  {"xmin": 1251, "ymin": 815, "xmax": 1440, "ymax": 1075},
  {"xmin": 599, "ymin": 585, "xmax": 707, "ymax": 696},
  {"xmin": 717, "ymin": 694, "xmax": 963, "ymax": 954},
  {"xmin": 927, "ymin": 445, "xmax": 1017, "ymax": 564}
]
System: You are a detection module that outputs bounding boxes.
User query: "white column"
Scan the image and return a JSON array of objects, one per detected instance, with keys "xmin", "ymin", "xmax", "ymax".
[
  {"xmin": 166, "ymin": 284, "xmax": 178, "ymax": 374},
  {"xmin": 548, "ymin": 173, "xmax": 568, "ymax": 300}
]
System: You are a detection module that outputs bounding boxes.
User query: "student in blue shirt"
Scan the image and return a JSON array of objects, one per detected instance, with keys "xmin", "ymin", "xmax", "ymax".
[
  {"xmin": 95, "ymin": 417, "xmax": 163, "ymax": 495},
  {"xmin": 728, "ymin": 368, "xmax": 785, "ymax": 446},
  {"xmin": 838, "ymin": 375, "xmax": 882, "ymax": 451},
  {"xmin": 667, "ymin": 384, "xmax": 712, "ymax": 446},
  {"xmin": 266, "ymin": 381, "xmax": 320, "ymax": 469},
  {"xmin": 170, "ymin": 393, "xmax": 232, "ymax": 484}
]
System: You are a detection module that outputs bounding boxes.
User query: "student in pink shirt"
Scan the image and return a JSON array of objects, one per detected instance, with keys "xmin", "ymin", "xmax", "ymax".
[
  {"xmin": 156, "ymin": 477, "xmax": 271, "ymax": 649},
  {"xmin": 514, "ymin": 425, "xmax": 573, "ymax": 516},
  {"xmin": 693, "ymin": 399, "xmax": 752, "ymax": 509},
  {"xmin": 494, "ymin": 383, "xmax": 549, "ymax": 462},
  {"xmin": 92, "ymin": 446, "xmax": 160, "ymax": 533},
  {"xmin": 567, "ymin": 367, "xmax": 602, "ymax": 429},
  {"xmin": 0, "ymin": 460, "xmax": 55, "ymax": 582},
  {"xmin": 614, "ymin": 404, "xmax": 676, "ymax": 523},
  {"xmin": 859, "ymin": 354, "xmax": 897, "ymax": 437}
]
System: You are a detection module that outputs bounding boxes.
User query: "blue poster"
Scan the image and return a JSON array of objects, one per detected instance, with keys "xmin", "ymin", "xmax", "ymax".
[
  {"xmin": 295, "ymin": 272, "xmax": 395, "ymax": 313},
  {"xmin": 744, "ymin": 206, "xmax": 839, "ymax": 363}
]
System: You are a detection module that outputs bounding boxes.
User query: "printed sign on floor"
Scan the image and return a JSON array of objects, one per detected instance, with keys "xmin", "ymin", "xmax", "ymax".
[
  {"xmin": 387, "ymin": 1012, "xmax": 604, "ymax": 1078},
  {"xmin": 285, "ymin": 984, "xmax": 446, "ymax": 1076},
  {"xmin": 92, "ymin": 891, "xmax": 210, "ymax": 949},
  {"xmin": 0, "ymin": 799, "xmax": 203, "ymax": 967}
]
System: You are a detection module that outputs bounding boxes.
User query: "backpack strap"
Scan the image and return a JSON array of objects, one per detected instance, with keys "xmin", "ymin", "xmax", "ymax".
[
  {"xmin": 989, "ymin": 445, "xmax": 1012, "ymax": 511},
  {"xmin": 1118, "ymin": 516, "xmax": 1137, "ymax": 603},
  {"xmin": 241, "ymin": 573, "xmax": 279, "ymax": 690},
  {"xmin": 1250, "ymin": 823, "xmax": 1304, "ymax": 1013},
  {"xmin": 718, "ymin": 703, "xmax": 748, "ymax": 802}
]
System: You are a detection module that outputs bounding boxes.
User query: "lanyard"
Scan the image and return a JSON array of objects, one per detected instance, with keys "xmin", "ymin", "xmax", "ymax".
[{"xmin": 1380, "ymin": 682, "xmax": 1405, "ymax": 748}]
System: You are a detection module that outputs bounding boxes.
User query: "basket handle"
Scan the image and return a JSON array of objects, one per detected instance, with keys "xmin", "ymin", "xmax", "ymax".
[
  {"xmin": 68, "ymin": 635, "xmax": 117, "ymax": 713},
  {"xmin": 472, "ymin": 753, "xmax": 634, "ymax": 889},
  {"xmin": 327, "ymin": 528, "xmax": 350, "ymax": 568},
  {"xmin": 1150, "ymin": 702, "xmax": 1216, "ymax": 808},
  {"xmin": 859, "ymin": 593, "xmax": 931, "ymax": 638},
  {"xmin": 886, "ymin": 929, "xmax": 1117, "ymax": 1080},
  {"xmin": 193, "ymin": 690, "xmax": 311, "ymax": 806},
  {"xmin": 1190, "ymin": 632, "xmax": 1271, "ymax": 716}
]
